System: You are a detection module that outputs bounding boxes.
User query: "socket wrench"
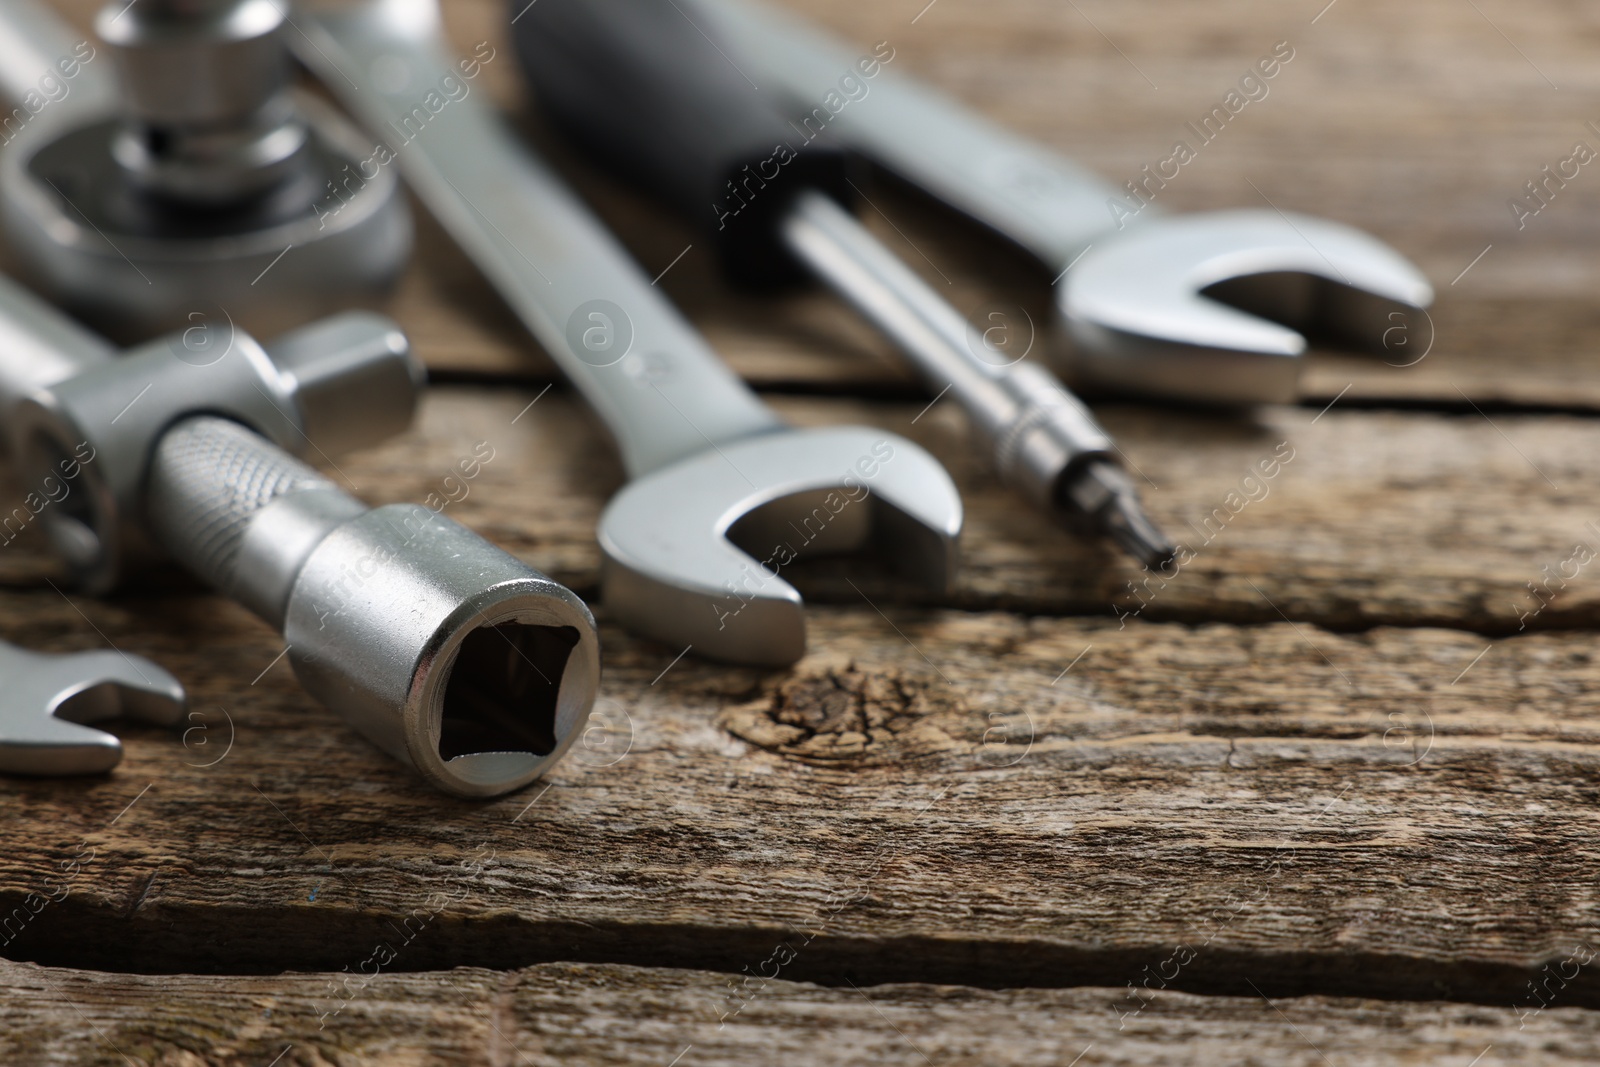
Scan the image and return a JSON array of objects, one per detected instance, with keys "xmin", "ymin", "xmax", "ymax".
[
  {"xmin": 0, "ymin": 0, "xmax": 411, "ymax": 340},
  {"xmin": 0, "ymin": 276, "xmax": 599, "ymax": 796}
]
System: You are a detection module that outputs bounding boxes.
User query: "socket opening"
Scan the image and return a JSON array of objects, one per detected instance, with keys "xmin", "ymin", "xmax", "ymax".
[{"xmin": 437, "ymin": 623, "xmax": 582, "ymax": 761}]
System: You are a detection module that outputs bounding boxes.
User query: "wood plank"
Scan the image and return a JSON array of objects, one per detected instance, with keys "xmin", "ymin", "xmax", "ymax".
[
  {"xmin": 3, "ymin": 531, "xmax": 1600, "ymax": 1007},
  {"xmin": 35, "ymin": 0, "xmax": 1600, "ymax": 407},
  {"xmin": 3, "ymin": 959, "xmax": 1594, "ymax": 1066},
  {"xmin": 7, "ymin": 2, "xmax": 1598, "ymax": 1050},
  {"xmin": 11, "ymin": 386, "xmax": 1591, "ymax": 632}
]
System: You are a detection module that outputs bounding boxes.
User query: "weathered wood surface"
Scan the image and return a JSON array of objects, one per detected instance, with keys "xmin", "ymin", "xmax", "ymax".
[
  {"xmin": 10, "ymin": 388, "xmax": 1597, "ymax": 633},
  {"xmin": 8, "ymin": 0, "xmax": 1600, "ymax": 1063},
  {"xmin": 3, "ymin": 547, "xmax": 1600, "ymax": 1001},
  {"xmin": 5, "ymin": 959, "xmax": 1592, "ymax": 1067}
]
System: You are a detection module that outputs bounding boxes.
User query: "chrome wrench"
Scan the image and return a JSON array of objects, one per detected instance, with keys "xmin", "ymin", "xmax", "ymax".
[
  {"xmin": 511, "ymin": 0, "xmax": 1174, "ymax": 569},
  {"xmin": 693, "ymin": 0, "xmax": 1435, "ymax": 405},
  {"xmin": 0, "ymin": 639, "xmax": 184, "ymax": 776}
]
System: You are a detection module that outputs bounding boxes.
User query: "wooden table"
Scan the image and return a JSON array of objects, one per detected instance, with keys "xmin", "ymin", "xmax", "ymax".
[{"xmin": 6, "ymin": 0, "xmax": 1600, "ymax": 1062}]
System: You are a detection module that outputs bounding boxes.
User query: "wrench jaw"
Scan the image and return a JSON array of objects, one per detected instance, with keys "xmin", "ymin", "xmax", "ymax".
[
  {"xmin": 0, "ymin": 647, "xmax": 185, "ymax": 777},
  {"xmin": 1060, "ymin": 210, "xmax": 1435, "ymax": 405},
  {"xmin": 598, "ymin": 426, "xmax": 962, "ymax": 667},
  {"xmin": 1063, "ymin": 316, "xmax": 1304, "ymax": 407}
]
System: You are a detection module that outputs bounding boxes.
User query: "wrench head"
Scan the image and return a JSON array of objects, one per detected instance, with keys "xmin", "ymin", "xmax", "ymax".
[
  {"xmin": 598, "ymin": 426, "xmax": 962, "ymax": 666},
  {"xmin": 0, "ymin": 644, "xmax": 186, "ymax": 776},
  {"xmin": 1062, "ymin": 209, "xmax": 1435, "ymax": 405}
]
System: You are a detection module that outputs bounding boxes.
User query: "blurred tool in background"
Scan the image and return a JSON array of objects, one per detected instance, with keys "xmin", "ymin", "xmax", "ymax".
[
  {"xmin": 694, "ymin": 0, "xmax": 1434, "ymax": 406},
  {"xmin": 0, "ymin": 0, "xmax": 410, "ymax": 339},
  {"xmin": 291, "ymin": 0, "xmax": 963, "ymax": 666},
  {"xmin": 0, "ymin": 274, "xmax": 598, "ymax": 796},
  {"xmin": 512, "ymin": 0, "xmax": 1175, "ymax": 571},
  {"xmin": 0, "ymin": 638, "xmax": 185, "ymax": 776}
]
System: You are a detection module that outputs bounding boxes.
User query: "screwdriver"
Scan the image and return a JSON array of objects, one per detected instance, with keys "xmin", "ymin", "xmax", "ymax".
[{"xmin": 510, "ymin": 0, "xmax": 1175, "ymax": 570}]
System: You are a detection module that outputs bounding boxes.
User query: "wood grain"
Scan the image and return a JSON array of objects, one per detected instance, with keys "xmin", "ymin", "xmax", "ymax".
[
  {"xmin": 5, "ymin": 958, "xmax": 1595, "ymax": 1067},
  {"xmin": 348, "ymin": 390, "xmax": 1600, "ymax": 634},
  {"xmin": 8, "ymin": 0, "xmax": 1600, "ymax": 1062},
  {"xmin": 3, "ymin": 554, "xmax": 1600, "ymax": 1010}
]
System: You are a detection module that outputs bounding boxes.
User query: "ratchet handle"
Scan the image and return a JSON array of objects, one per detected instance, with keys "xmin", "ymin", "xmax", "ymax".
[{"xmin": 511, "ymin": 0, "xmax": 851, "ymax": 287}]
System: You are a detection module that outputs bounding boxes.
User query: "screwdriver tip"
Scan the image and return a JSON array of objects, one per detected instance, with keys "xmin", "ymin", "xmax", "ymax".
[
  {"xmin": 1105, "ymin": 493, "xmax": 1178, "ymax": 572},
  {"xmin": 1058, "ymin": 459, "xmax": 1176, "ymax": 571}
]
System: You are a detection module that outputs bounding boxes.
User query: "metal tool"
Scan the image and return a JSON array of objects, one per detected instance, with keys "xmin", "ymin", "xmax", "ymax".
[
  {"xmin": 0, "ymin": 639, "xmax": 184, "ymax": 775},
  {"xmin": 0, "ymin": 275, "xmax": 599, "ymax": 797},
  {"xmin": 290, "ymin": 0, "xmax": 962, "ymax": 667},
  {"xmin": 0, "ymin": 0, "xmax": 411, "ymax": 340},
  {"xmin": 512, "ymin": 0, "xmax": 1174, "ymax": 571},
  {"xmin": 692, "ymin": 0, "xmax": 1436, "ymax": 406}
]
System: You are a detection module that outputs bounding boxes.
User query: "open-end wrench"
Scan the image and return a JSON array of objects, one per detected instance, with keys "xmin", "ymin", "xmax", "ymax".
[
  {"xmin": 0, "ymin": 640, "xmax": 184, "ymax": 775},
  {"xmin": 512, "ymin": 0, "xmax": 1174, "ymax": 571},
  {"xmin": 0, "ymin": 275, "xmax": 599, "ymax": 797},
  {"xmin": 291, "ymin": 0, "xmax": 963, "ymax": 666},
  {"xmin": 693, "ymin": 0, "xmax": 1435, "ymax": 406}
]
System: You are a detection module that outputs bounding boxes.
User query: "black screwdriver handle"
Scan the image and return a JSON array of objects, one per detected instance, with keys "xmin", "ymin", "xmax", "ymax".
[{"xmin": 510, "ymin": 0, "xmax": 852, "ymax": 287}]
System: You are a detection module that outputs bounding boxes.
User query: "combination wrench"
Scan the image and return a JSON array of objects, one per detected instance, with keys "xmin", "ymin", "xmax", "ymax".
[
  {"xmin": 0, "ymin": 640, "xmax": 184, "ymax": 776},
  {"xmin": 292, "ymin": 0, "xmax": 963, "ymax": 667},
  {"xmin": 512, "ymin": 0, "xmax": 1176, "ymax": 571},
  {"xmin": 692, "ymin": 0, "xmax": 1436, "ymax": 406}
]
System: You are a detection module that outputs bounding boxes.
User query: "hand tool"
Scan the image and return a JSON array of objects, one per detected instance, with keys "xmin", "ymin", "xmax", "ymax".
[
  {"xmin": 691, "ymin": 0, "xmax": 1436, "ymax": 406},
  {"xmin": 0, "ymin": 639, "xmax": 184, "ymax": 775},
  {"xmin": 0, "ymin": 0, "xmax": 411, "ymax": 340},
  {"xmin": 290, "ymin": 0, "xmax": 963, "ymax": 667},
  {"xmin": 0, "ymin": 0, "xmax": 115, "ymax": 119},
  {"xmin": 509, "ymin": 0, "xmax": 1173, "ymax": 571},
  {"xmin": 0, "ymin": 275, "xmax": 599, "ymax": 797}
]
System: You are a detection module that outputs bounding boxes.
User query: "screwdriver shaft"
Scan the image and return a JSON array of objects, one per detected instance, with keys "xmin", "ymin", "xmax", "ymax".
[{"xmin": 779, "ymin": 190, "xmax": 1174, "ymax": 569}]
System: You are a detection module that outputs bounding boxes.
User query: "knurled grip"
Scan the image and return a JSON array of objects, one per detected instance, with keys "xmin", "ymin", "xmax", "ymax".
[{"xmin": 144, "ymin": 415, "xmax": 336, "ymax": 595}]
